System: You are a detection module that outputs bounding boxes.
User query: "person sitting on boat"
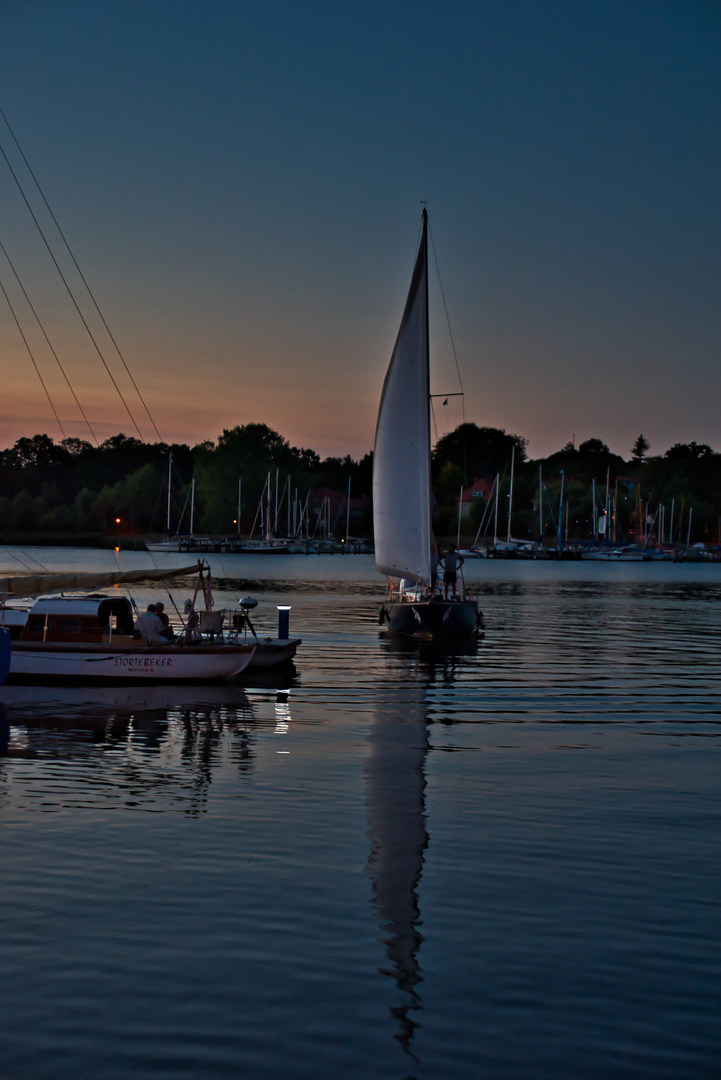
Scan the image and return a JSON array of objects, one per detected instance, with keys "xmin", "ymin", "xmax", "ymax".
[
  {"xmin": 134, "ymin": 604, "xmax": 166, "ymax": 643},
  {"xmin": 153, "ymin": 602, "xmax": 175, "ymax": 641},
  {"xmin": 440, "ymin": 543, "xmax": 464, "ymax": 600}
]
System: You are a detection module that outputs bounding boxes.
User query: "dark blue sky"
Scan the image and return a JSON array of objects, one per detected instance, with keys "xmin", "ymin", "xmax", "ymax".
[{"xmin": 1, "ymin": 0, "xmax": 719, "ymax": 459}]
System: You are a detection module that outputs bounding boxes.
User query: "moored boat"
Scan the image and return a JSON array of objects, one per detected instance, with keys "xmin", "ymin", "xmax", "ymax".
[
  {"xmin": 582, "ymin": 546, "xmax": 652, "ymax": 561},
  {"xmin": 0, "ymin": 563, "xmax": 256, "ymax": 683}
]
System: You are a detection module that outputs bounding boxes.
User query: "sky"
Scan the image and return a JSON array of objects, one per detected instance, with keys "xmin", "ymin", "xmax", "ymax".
[{"xmin": 0, "ymin": 0, "xmax": 719, "ymax": 462}]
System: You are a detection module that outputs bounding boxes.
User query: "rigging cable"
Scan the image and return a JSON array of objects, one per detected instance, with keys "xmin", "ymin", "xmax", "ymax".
[
  {"xmin": 0, "ymin": 538, "xmax": 51, "ymax": 572},
  {"xmin": 428, "ymin": 220, "xmax": 465, "ymax": 424},
  {"xmin": 0, "ymin": 108, "xmax": 164, "ymax": 443},
  {"xmin": 0, "ymin": 120, "xmax": 151, "ymax": 442},
  {"xmin": 0, "ymin": 238, "xmax": 99, "ymax": 446},
  {"xmin": 0, "ymin": 274, "xmax": 66, "ymax": 439}
]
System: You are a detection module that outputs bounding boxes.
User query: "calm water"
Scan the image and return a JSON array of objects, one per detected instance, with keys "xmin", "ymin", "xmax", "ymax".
[{"xmin": 1, "ymin": 550, "xmax": 720, "ymax": 1078}]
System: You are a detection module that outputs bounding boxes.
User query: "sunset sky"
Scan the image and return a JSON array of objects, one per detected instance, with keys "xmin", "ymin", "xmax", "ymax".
[{"xmin": 1, "ymin": 0, "xmax": 719, "ymax": 461}]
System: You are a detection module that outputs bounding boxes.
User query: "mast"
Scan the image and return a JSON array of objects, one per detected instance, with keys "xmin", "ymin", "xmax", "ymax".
[
  {"xmin": 538, "ymin": 465, "xmax": 543, "ymax": 541},
  {"xmin": 493, "ymin": 473, "xmax": 499, "ymax": 547},
  {"xmin": 166, "ymin": 452, "xmax": 173, "ymax": 536},
  {"xmin": 422, "ymin": 209, "xmax": 431, "ymax": 554},
  {"xmin": 456, "ymin": 484, "xmax": 463, "ymax": 547},
  {"xmin": 614, "ymin": 479, "xmax": 619, "ymax": 543},
  {"xmin": 507, "ymin": 444, "xmax": 515, "ymax": 543},
  {"xmin": 605, "ymin": 467, "xmax": 610, "ymax": 535},
  {"xmin": 346, "ymin": 477, "xmax": 352, "ymax": 543}
]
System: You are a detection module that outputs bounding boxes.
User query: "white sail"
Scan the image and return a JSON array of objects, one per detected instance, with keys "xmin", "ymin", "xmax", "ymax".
[{"xmin": 373, "ymin": 212, "xmax": 431, "ymax": 584}]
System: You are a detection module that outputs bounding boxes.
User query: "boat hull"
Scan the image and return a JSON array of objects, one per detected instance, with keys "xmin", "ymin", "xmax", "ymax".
[
  {"xmin": 380, "ymin": 599, "xmax": 480, "ymax": 640},
  {"xmin": 8, "ymin": 640, "xmax": 256, "ymax": 683},
  {"xmin": 582, "ymin": 549, "xmax": 651, "ymax": 561},
  {"xmin": 246, "ymin": 638, "xmax": 302, "ymax": 668}
]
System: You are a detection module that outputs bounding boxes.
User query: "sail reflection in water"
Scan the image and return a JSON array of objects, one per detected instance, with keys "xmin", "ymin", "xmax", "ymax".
[
  {"xmin": 0, "ymin": 683, "xmax": 262, "ymax": 816},
  {"xmin": 366, "ymin": 669, "xmax": 429, "ymax": 1064}
]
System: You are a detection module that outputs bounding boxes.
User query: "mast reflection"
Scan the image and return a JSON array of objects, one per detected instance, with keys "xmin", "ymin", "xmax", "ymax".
[
  {"xmin": 367, "ymin": 635, "xmax": 479, "ymax": 1068},
  {"xmin": 366, "ymin": 669, "xmax": 429, "ymax": 1065}
]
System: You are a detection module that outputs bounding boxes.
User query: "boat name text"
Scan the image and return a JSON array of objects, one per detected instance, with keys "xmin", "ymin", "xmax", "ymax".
[{"xmin": 113, "ymin": 656, "xmax": 173, "ymax": 668}]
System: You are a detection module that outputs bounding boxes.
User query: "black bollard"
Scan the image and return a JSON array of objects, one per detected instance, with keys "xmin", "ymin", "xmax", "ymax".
[{"xmin": 277, "ymin": 605, "xmax": 291, "ymax": 639}]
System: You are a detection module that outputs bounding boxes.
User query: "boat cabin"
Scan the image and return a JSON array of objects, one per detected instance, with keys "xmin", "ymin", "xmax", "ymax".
[{"xmin": 18, "ymin": 594, "xmax": 136, "ymax": 643}]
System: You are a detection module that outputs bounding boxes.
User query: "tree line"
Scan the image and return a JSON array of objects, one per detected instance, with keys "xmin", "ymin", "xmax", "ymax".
[
  {"xmin": 0, "ymin": 422, "xmax": 719, "ymax": 546},
  {"xmin": 0, "ymin": 425, "xmax": 372, "ymax": 542},
  {"xmin": 431, "ymin": 425, "xmax": 721, "ymax": 546}
]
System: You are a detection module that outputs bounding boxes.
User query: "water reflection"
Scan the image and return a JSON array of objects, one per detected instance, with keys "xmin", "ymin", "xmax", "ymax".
[
  {"xmin": 366, "ymin": 672, "xmax": 428, "ymax": 1064},
  {"xmin": 366, "ymin": 634, "xmax": 487, "ymax": 1069},
  {"xmin": 0, "ymin": 683, "xmax": 261, "ymax": 816}
]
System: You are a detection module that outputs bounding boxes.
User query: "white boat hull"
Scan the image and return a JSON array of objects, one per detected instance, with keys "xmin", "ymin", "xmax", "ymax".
[{"xmin": 9, "ymin": 641, "xmax": 256, "ymax": 683}]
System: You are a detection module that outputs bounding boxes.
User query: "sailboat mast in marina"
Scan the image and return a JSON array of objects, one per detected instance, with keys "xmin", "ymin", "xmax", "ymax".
[{"xmin": 373, "ymin": 209, "xmax": 480, "ymax": 639}]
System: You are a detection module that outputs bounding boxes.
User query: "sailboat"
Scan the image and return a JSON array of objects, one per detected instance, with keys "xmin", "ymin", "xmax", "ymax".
[
  {"xmin": 373, "ymin": 209, "xmax": 480, "ymax": 639},
  {"xmin": 0, "ymin": 562, "xmax": 257, "ymax": 682}
]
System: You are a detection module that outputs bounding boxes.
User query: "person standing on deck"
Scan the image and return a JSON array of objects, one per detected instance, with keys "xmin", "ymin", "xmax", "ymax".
[{"xmin": 440, "ymin": 543, "xmax": 464, "ymax": 600}]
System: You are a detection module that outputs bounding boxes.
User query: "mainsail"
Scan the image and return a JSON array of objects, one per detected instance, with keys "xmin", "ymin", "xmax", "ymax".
[
  {"xmin": 373, "ymin": 210, "xmax": 431, "ymax": 584},
  {"xmin": 0, "ymin": 564, "xmax": 202, "ymax": 600}
]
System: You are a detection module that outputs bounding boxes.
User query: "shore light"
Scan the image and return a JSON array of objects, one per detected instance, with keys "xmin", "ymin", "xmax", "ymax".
[{"xmin": 277, "ymin": 605, "xmax": 291, "ymax": 639}]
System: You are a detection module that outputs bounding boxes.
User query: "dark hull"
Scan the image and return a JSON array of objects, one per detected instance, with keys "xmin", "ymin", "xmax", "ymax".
[{"xmin": 380, "ymin": 598, "xmax": 480, "ymax": 639}]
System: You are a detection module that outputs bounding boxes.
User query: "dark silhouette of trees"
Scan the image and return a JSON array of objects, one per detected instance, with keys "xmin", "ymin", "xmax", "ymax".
[
  {"xmin": 432, "ymin": 424, "xmax": 527, "ymax": 485},
  {"xmin": 0, "ymin": 423, "xmax": 719, "ymax": 545}
]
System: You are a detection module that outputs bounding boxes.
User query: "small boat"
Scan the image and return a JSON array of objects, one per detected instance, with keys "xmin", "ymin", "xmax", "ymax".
[
  {"xmin": 373, "ymin": 209, "xmax": 480, "ymax": 639},
  {"xmin": 0, "ymin": 563, "xmax": 256, "ymax": 683},
  {"xmin": 582, "ymin": 546, "xmax": 652, "ymax": 562},
  {"xmin": 198, "ymin": 597, "xmax": 302, "ymax": 669},
  {"xmin": 144, "ymin": 459, "xmax": 216, "ymax": 553}
]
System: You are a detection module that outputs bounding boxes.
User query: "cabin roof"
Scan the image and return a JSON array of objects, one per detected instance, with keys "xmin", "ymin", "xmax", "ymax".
[{"xmin": 28, "ymin": 595, "xmax": 134, "ymax": 616}]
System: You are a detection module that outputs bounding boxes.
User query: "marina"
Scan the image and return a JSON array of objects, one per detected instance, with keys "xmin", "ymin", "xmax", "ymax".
[{"xmin": 1, "ymin": 549, "xmax": 720, "ymax": 1078}]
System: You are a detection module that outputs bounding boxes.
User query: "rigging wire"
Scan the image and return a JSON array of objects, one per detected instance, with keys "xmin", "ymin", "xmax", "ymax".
[
  {"xmin": 0, "ymin": 136, "xmax": 145, "ymax": 441},
  {"xmin": 0, "ymin": 238, "xmax": 99, "ymax": 446},
  {"xmin": 0, "ymin": 539, "xmax": 50, "ymax": 571},
  {"xmin": 427, "ymin": 218, "xmax": 465, "ymax": 425},
  {"xmin": 0, "ymin": 274, "xmax": 66, "ymax": 439},
  {"xmin": 0, "ymin": 115, "xmax": 162, "ymax": 444},
  {"xmin": 0, "ymin": 107, "xmax": 164, "ymax": 443}
]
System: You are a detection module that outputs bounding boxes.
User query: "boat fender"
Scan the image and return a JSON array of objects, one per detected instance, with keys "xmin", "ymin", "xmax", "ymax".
[
  {"xmin": 0, "ymin": 628, "xmax": 10, "ymax": 687},
  {"xmin": 477, "ymin": 610, "xmax": 486, "ymax": 631},
  {"xmin": 379, "ymin": 606, "xmax": 389, "ymax": 625}
]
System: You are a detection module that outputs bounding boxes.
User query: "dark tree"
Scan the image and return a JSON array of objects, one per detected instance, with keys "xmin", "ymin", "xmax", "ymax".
[
  {"xmin": 632, "ymin": 434, "xmax": 650, "ymax": 461},
  {"xmin": 432, "ymin": 423, "xmax": 527, "ymax": 483}
]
